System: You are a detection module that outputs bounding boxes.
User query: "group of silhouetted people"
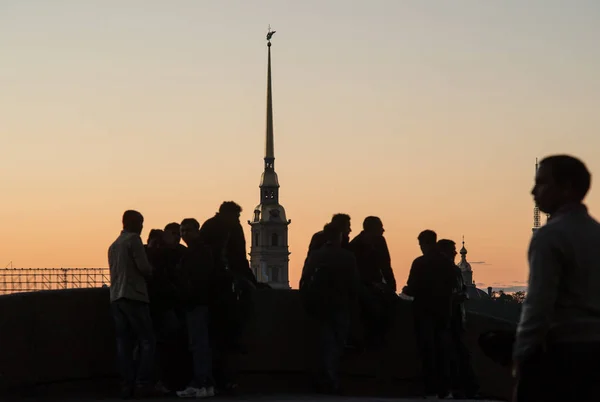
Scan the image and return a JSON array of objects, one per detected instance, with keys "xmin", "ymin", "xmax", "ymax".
[
  {"xmin": 108, "ymin": 154, "xmax": 600, "ymax": 402},
  {"xmin": 108, "ymin": 201, "xmax": 260, "ymax": 399},
  {"xmin": 299, "ymin": 215, "xmax": 479, "ymax": 399},
  {"xmin": 402, "ymin": 230, "xmax": 480, "ymax": 399}
]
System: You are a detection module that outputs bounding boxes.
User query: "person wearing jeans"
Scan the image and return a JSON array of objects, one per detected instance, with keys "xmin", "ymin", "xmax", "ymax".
[
  {"xmin": 108, "ymin": 210, "xmax": 159, "ymax": 398},
  {"xmin": 176, "ymin": 218, "xmax": 216, "ymax": 398},
  {"xmin": 178, "ymin": 305, "xmax": 213, "ymax": 398},
  {"xmin": 111, "ymin": 299, "xmax": 157, "ymax": 395},
  {"xmin": 300, "ymin": 223, "xmax": 360, "ymax": 394}
]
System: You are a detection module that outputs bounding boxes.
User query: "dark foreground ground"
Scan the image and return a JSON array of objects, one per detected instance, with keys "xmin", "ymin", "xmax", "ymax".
[
  {"xmin": 9, "ymin": 397, "xmax": 497, "ymax": 402},
  {"xmin": 1, "ymin": 372, "xmax": 504, "ymax": 401}
]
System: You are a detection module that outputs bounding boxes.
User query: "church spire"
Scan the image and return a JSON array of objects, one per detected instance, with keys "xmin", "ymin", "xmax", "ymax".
[
  {"xmin": 457, "ymin": 235, "xmax": 473, "ymax": 286},
  {"xmin": 258, "ymin": 26, "xmax": 280, "ymax": 204},
  {"xmin": 265, "ymin": 26, "xmax": 276, "ymax": 165},
  {"xmin": 247, "ymin": 26, "xmax": 291, "ymax": 290}
]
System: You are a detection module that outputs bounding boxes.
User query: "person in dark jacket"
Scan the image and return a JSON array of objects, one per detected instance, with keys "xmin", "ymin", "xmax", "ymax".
[
  {"xmin": 301, "ymin": 223, "xmax": 360, "ymax": 394},
  {"xmin": 155, "ymin": 222, "xmax": 192, "ymax": 393},
  {"xmin": 145, "ymin": 229, "xmax": 179, "ymax": 336},
  {"xmin": 199, "ymin": 201, "xmax": 254, "ymax": 393},
  {"xmin": 200, "ymin": 201, "xmax": 257, "ymax": 287},
  {"xmin": 437, "ymin": 239, "xmax": 479, "ymax": 399},
  {"xmin": 305, "ymin": 213, "xmax": 352, "ymax": 260},
  {"xmin": 402, "ymin": 230, "xmax": 456, "ymax": 399},
  {"xmin": 176, "ymin": 218, "xmax": 216, "ymax": 398},
  {"xmin": 144, "ymin": 229, "xmax": 183, "ymax": 393},
  {"xmin": 348, "ymin": 216, "xmax": 398, "ymax": 349}
]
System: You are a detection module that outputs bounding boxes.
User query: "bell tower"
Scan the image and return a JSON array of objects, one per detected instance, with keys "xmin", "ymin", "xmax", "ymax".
[{"xmin": 247, "ymin": 27, "xmax": 291, "ymax": 290}]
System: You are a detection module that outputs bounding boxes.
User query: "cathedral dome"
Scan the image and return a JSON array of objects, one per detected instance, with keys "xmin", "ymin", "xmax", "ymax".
[
  {"xmin": 466, "ymin": 285, "xmax": 491, "ymax": 299},
  {"xmin": 251, "ymin": 203, "xmax": 288, "ymax": 224}
]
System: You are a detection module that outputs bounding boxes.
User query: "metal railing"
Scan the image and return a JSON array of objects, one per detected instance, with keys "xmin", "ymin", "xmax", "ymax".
[{"xmin": 0, "ymin": 268, "xmax": 110, "ymax": 295}]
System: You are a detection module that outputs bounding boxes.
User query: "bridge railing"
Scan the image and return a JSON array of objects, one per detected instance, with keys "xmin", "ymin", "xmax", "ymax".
[{"xmin": 0, "ymin": 268, "xmax": 110, "ymax": 295}]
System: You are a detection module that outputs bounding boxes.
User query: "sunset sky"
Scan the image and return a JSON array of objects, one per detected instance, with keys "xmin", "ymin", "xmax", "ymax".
[{"xmin": 2, "ymin": 0, "xmax": 599, "ymax": 290}]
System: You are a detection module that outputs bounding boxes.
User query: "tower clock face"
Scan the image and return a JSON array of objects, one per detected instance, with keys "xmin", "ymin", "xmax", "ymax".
[{"xmin": 269, "ymin": 209, "xmax": 280, "ymax": 217}]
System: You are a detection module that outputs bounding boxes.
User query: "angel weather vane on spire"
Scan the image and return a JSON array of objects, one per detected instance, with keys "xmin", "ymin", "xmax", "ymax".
[{"xmin": 266, "ymin": 25, "xmax": 276, "ymax": 42}]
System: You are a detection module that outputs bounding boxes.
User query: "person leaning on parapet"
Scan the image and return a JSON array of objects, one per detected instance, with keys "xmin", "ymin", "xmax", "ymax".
[
  {"xmin": 300, "ymin": 222, "xmax": 361, "ymax": 395},
  {"xmin": 108, "ymin": 210, "xmax": 162, "ymax": 398},
  {"xmin": 437, "ymin": 239, "xmax": 479, "ymax": 399},
  {"xmin": 401, "ymin": 229, "xmax": 456, "ymax": 399},
  {"xmin": 513, "ymin": 155, "xmax": 600, "ymax": 402},
  {"xmin": 348, "ymin": 216, "xmax": 398, "ymax": 350},
  {"xmin": 305, "ymin": 213, "xmax": 352, "ymax": 260}
]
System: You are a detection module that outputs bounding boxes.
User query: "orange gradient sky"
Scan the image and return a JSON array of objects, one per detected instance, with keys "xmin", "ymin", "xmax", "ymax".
[{"xmin": 2, "ymin": 1, "xmax": 599, "ymax": 290}]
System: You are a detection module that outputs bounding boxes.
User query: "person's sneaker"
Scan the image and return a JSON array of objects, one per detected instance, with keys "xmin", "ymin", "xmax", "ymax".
[{"xmin": 176, "ymin": 386, "xmax": 208, "ymax": 398}]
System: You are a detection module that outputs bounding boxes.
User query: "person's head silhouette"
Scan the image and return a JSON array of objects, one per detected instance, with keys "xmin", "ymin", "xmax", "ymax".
[{"xmin": 533, "ymin": 155, "xmax": 591, "ymax": 215}]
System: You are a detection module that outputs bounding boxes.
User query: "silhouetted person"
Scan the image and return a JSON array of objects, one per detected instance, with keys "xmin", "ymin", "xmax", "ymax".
[
  {"xmin": 175, "ymin": 218, "xmax": 216, "ymax": 398},
  {"xmin": 164, "ymin": 222, "xmax": 188, "ymax": 255},
  {"xmin": 402, "ymin": 230, "xmax": 456, "ymax": 399},
  {"xmin": 108, "ymin": 210, "xmax": 159, "ymax": 398},
  {"xmin": 199, "ymin": 201, "xmax": 254, "ymax": 392},
  {"xmin": 200, "ymin": 201, "xmax": 258, "ymax": 287},
  {"xmin": 348, "ymin": 216, "xmax": 398, "ymax": 349},
  {"xmin": 300, "ymin": 223, "xmax": 360, "ymax": 394},
  {"xmin": 514, "ymin": 155, "xmax": 600, "ymax": 402},
  {"xmin": 145, "ymin": 230, "xmax": 175, "ymax": 327},
  {"xmin": 306, "ymin": 213, "xmax": 352, "ymax": 260},
  {"xmin": 438, "ymin": 239, "xmax": 479, "ymax": 399},
  {"xmin": 145, "ymin": 222, "xmax": 192, "ymax": 393},
  {"xmin": 142, "ymin": 229, "xmax": 178, "ymax": 392}
]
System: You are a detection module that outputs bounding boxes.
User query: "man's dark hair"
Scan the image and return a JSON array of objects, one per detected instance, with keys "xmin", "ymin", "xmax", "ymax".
[
  {"xmin": 363, "ymin": 216, "xmax": 382, "ymax": 231},
  {"xmin": 180, "ymin": 218, "xmax": 200, "ymax": 231},
  {"xmin": 147, "ymin": 229, "xmax": 164, "ymax": 243},
  {"xmin": 437, "ymin": 239, "xmax": 456, "ymax": 253},
  {"xmin": 323, "ymin": 223, "xmax": 343, "ymax": 242},
  {"xmin": 122, "ymin": 210, "xmax": 142, "ymax": 226},
  {"xmin": 540, "ymin": 154, "xmax": 591, "ymax": 201},
  {"xmin": 418, "ymin": 230, "xmax": 437, "ymax": 245},
  {"xmin": 164, "ymin": 222, "xmax": 180, "ymax": 232},
  {"xmin": 219, "ymin": 201, "xmax": 243, "ymax": 216},
  {"xmin": 331, "ymin": 213, "xmax": 350, "ymax": 226}
]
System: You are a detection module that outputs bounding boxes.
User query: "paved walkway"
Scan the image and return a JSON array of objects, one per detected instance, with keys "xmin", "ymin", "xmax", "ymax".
[{"xmin": 67, "ymin": 396, "xmax": 498, "ymax": 401}]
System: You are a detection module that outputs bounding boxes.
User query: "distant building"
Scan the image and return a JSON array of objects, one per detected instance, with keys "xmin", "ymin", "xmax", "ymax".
[
  {"xmin": 457, "ymin": 238, "xmax": 490, "ymax": 299},
  {"xmin": 247, "ymin": 34, "xmax": 291, "ymax": 290}
]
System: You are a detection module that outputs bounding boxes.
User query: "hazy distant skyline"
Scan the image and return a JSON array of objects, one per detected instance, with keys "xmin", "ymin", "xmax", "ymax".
[{"xmin": 2, "ymin": 0, "xmax": 599, "ymax": 289}]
